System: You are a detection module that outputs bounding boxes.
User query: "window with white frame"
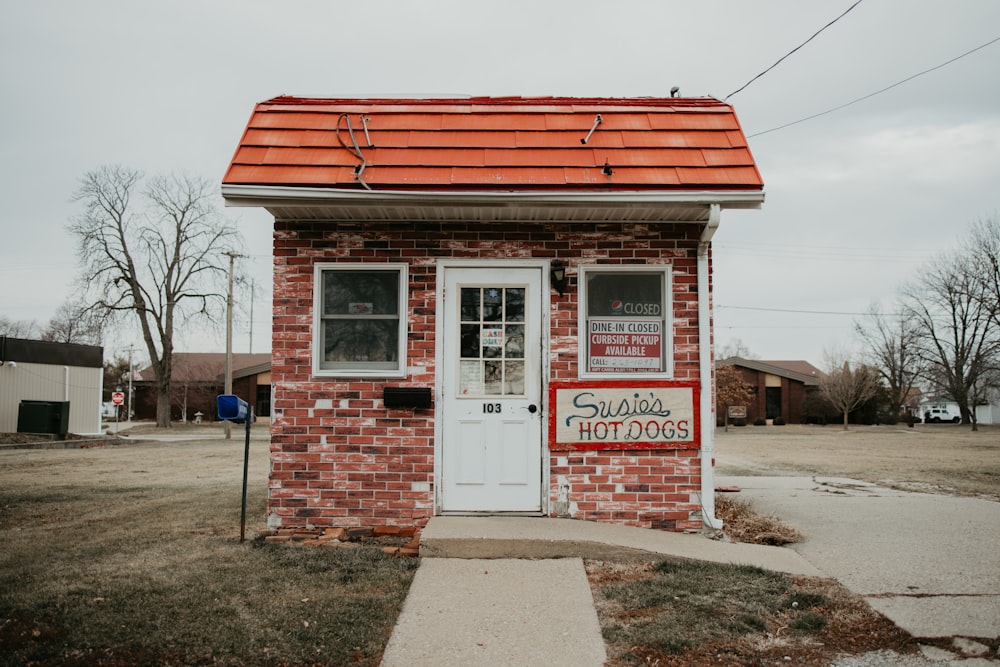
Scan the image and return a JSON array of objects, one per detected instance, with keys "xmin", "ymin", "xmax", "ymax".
[
  {"xmin": 313, "ymin": 263, "xmax": 408, "ymax": 377},
  {"xmin": 578, "ymin": 265, "xmax": 672, "ymax": 378}
]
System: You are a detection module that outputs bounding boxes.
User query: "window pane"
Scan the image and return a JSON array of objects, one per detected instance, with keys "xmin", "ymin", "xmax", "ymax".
[
  {"xmin": 324, "ymin": 271, "xmax": 399, "ymax": 315},
  {"xmin": 482, "ymin": 287, "xmax": 503, "ymax": 322},
  {"xmin": 323, "ymin": 319, "xmax": 398, "ymax": 363},
  {"xmin": 460, "ymin": 324, "xmax": 480, "ymax": 358},
  {"xmin": 505, "ymin": 288, "xmax": 525, "ymax": 322},
  {"xmin": 480, "ymin": 324, "xmax": 502, "ymax": 358},
  {"xmin": 505, "ymin": 361, "xmax": 525, "ymax": 395},
  {"xmin": 459, "ymin": 360, "xmax": 483, "ymax": 396},
  {"xmin": 483, "ymin": 360, "xmax": 502, "ymax": 395},
  {"xmin": 586, "ymin": 273, "xmax": 663, "ymax": 318},
  {"xmin": 505, "ymin": 324, "xmax": 524, "ymax": 359},
  {"xmin": 460, "ymin": 288, "xmax": 480, "ymax": 322},
  {"xmin": 583, "ymin": 270, "xmax": 669, "ymax": 376}
]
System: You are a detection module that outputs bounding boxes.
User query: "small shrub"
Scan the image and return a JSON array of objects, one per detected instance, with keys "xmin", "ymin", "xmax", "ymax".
[
  {"xmin": 773, "ymin": 416, "xmax": 786, "ymax": 426},
  {"xmin": 753, "ymin": 418, "xmax": 767, "ymax": 426}
]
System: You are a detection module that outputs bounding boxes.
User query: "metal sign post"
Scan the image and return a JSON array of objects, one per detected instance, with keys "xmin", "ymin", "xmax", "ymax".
[
  {"xmin": 112, "ymin": 391, "xmax": 125, "ymax": 435},
  {"xmin": 726, "ymin": 405, "xmax": 747, "ymax": 432},
  {"xmin": 217, "ymin": 394, "xmax": 253, "ymax": 542}
]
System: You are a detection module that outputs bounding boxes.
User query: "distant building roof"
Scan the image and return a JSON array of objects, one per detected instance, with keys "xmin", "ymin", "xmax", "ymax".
[
  {"xmin": 718, "ymin": 357, "xmax": 821, "ymax": 386},
  {"xmin": 0, "ymin": 336, "xmax": 102, "ymax": 368},
  {"xmin": 223, "ymin": 96, "xmax": 764, "ymax": 192},
  {"xmin": 138, "ymin": 353, "xmax": 270, "ymax": 383}
]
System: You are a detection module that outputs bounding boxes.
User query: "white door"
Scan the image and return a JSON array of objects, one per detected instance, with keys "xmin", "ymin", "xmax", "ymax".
[{"xmin": 440, "ymin": 266, "xmax": 544, "ymax": 513}]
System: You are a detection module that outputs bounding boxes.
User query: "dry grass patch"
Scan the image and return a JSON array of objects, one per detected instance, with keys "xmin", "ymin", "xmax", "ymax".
[
  {"xmin": 0, "ymin": 444, "xmax": 418, "ymax": 667},
  {"xmin": 716, "ymin": 495, "xmax": 804, "ymax": 546},
  {"xmin": 588, "ymin": 559, "xmax": 917, "ymax": 667}
]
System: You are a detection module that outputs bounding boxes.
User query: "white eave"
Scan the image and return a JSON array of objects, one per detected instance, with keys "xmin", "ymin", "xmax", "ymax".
[{"xmin": 221, "ymin": 184, "xmax": 764, "ymax": 223}]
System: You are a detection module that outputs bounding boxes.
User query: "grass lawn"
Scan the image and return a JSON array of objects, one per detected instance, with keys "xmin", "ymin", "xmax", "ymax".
[{"xmin": 0, "ymin": 441, "xmax": 418, "ymax": 666}]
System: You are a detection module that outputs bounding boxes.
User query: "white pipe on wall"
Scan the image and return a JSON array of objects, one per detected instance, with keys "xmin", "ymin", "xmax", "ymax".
[{"xmin": 698, "ymin": 205, "xmax": 723, "ymax": 530}]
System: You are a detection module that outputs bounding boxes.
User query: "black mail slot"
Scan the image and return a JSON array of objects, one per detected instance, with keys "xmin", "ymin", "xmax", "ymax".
[{"xmin": 383, "ymin": 387, "xmax": 432, "ymax": 409}]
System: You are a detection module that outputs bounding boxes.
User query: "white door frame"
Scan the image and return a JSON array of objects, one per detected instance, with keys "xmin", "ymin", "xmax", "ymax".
[{"xmin": 433, "ymin": 259, "xmax": 552, "ymax": 515}]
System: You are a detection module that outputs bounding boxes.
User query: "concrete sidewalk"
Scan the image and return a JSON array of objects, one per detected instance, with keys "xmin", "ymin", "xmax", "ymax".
[
  {"xmin": 381, "ymin": 557, "xmax": 606, "ymax": 667},
  {"xmin": 719, "ymin": 475, "xmax": 1000, "ymax": 641},
  {"xmin": 380, "ymin": 516, "xmax": 823, "ymax": 666}
]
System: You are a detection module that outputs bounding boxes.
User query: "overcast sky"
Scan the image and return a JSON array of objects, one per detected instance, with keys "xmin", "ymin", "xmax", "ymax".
[{"xmin": 2, "ymin": 1, "xmax": 998, "ymax": 367}]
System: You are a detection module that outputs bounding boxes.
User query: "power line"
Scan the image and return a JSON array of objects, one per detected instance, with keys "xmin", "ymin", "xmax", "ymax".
[
  {"xmin": 748, "ymin": 35, "xmax": 1000, "ymax": 138},
  {"xmin": 713, "ymin": 243, "xmax": 934, "ymax": 264},
  {"xmin": 718, "ymin": 304, "xmax": 869, "ymax": 316},
  {"xmin": 724, "ymin": 0, "xmax": 865, "ymax": 101}
]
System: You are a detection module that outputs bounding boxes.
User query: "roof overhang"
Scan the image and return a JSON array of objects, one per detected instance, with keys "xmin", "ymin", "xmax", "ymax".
[
  {"xmin": 221, "ymin": 184, "xmax": 764, "ymax": 223},
  {"xmin": 717, "ymin": 357, "xmax": 821, "ymax": 386}
]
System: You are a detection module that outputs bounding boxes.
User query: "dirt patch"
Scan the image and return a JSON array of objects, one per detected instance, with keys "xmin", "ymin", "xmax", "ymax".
[{"xmin": 715, "ymin": 423, "xmax": 1000, "ymax": 501}]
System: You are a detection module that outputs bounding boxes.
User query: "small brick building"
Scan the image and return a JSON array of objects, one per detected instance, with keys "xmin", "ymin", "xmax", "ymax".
[
  {"xmin": 718, "ymin": 357, "xmax": 821, "ymax": 424},
  {"xmin": 223, "ymin": 96, "xmax": 763, "ymax": 532}
]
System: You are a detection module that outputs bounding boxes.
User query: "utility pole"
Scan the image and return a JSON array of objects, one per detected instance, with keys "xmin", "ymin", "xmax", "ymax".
[
  {"xmin": 224, "ymin": 252, "xmax": 245, "ymax": 439},
  {"xmin": 126, "ymin": 345, "xmax": 135, "ymax": 422},
  {"xmin": 249, "ymin": 277, "xmax": 255, "ymax": 354}
]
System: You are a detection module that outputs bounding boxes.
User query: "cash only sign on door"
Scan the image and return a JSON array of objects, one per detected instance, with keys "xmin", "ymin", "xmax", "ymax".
[{"xmin": 549, "ymin": 381, "xmax": 700, "ymax": 451}]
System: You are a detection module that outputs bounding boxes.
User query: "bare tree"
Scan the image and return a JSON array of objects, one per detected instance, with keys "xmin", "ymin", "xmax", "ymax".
[
  {"xmin": 818, "ymin": 350, "xmax": 882, "ymax": 431},
  {"xmin": 69, "ymin": 165, "xmax": 242, "ymax": 427},
  {"xmin": 854, "ymin": 302, "xmax": 922, "ymax": 419},
  {"xmin": 0, "ymin": 315, "xmax": 40, "ymax": 339},
  {"xmin": 967, "ymin": 215, "xmax": 1000, "ymax": 328},
  {"xmin": 900, "ymin": 246, "xmax": 1000, "ymax": 429},
  {"xmin": 41, "ymin": 300, "xmax": 104, "ymax": 345},
  {"xmin": 717, "ymin": 338, "xmax": 757, "ymax": 361}
]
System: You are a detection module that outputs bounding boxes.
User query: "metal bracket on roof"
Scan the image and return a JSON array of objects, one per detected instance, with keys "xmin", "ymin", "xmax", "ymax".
[
  {"xmin": 360, "ymin": 115, "xmax": 374, "ymax": 148},
  {"xmin": 336, "ymin": 114, "xmax": 372, "ymax": 190},
  {"xmin": 580, "ymin": 114, "xmax": 602, "ymax": 144}
]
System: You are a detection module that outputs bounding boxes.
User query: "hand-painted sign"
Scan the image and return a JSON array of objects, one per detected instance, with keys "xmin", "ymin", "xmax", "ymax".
[
  {"xmin": 481, "ymin": 327, "xmax": 504, "ymax": 348},
  {"xmin": 549, "ymin": 381, "xmax": 699, "ymax": 451},
  {"xmin": 588, "ymin": 319, "xmax": 662, "ymax": 372}
]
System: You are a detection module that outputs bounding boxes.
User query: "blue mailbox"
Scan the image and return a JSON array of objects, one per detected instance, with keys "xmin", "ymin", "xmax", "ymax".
[{"xmin": 217, "ymin": 394, "xmax": 249, "ymax": 422}]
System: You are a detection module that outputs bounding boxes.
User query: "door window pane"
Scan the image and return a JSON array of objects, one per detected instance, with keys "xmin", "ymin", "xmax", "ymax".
[
  {"xmin": 457, "ymin": 285, "xmax": 529, "ymax": 396},
  {"xmin": 505, "ymin": 288, "xmax": 525, "ymax": 322}
]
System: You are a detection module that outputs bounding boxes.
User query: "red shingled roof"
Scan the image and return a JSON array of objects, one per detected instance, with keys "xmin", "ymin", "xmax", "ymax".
[{"xmin": 224, "ymin": 96, "xmax": 762, "ymax": 192}]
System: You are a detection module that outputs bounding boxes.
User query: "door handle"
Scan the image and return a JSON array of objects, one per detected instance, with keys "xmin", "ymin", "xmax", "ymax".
[{"xmin": 527, "ymin": 404, "xmax": 539, "ymax": 414}]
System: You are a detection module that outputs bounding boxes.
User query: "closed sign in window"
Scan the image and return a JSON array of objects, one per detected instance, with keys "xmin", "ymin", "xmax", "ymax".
[{"xmin": 580, "ymin": 267, "xmax": 671, "ymax": 378}]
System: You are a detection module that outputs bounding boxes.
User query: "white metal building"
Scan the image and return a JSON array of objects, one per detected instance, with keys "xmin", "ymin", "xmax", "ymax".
[{"xmin": 0, "ymin": 336, "xmax": 104, "ymax": 436}]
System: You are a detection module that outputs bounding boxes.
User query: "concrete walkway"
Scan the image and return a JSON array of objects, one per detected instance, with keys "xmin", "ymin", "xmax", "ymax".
[
  {"xmin": 381, "ymin": 516, "xmax": 823, "ymax": 666},
  {"xmin": 381, "ymin": 557, "xmax": 606, "ymax": 667}
]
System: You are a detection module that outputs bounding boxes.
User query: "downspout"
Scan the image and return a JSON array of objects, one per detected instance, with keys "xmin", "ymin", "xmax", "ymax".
[{"xmin": 698, "ymin": 204, "xmax": 723, "ymax": 530}]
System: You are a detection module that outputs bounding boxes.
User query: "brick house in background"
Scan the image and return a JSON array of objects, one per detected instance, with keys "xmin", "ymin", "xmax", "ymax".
[
  {"xmin": 223, "ymin": 96, "xmax": 764, "ymax": 532},
  {"xmin": 717, "ymin": 357, "xmax": 821, "ymax": 424},
  {"xmin": 134, "ymin": 353, "xmax": 271, "ymax": 422}
]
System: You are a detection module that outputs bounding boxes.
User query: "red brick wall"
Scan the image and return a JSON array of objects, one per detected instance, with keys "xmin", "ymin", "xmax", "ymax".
[{"xmin": 270, "ymin": 220, "xmax": 708, "ymax": 532}]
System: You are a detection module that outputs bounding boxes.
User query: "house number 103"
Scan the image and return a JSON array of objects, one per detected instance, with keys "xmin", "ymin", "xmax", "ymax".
[{"xmin": 483, "ymin": 403, "xmax": 502, "ymax": 414}]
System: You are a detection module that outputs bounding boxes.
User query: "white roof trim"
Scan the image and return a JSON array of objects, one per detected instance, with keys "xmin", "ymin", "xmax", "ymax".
[{"xmin": 221, "ymin": 184, "xmax": 764, "ymax": 210}]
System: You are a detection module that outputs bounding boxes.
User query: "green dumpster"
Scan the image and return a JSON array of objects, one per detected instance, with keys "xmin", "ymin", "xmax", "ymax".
[{"xmin": 17, "ymin": 400, "xmax": 71, "ymax": 437}]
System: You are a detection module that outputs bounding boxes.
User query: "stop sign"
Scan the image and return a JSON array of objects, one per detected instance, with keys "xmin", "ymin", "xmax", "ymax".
[{"xmin": 111, "ymin": 391, "xmax": 125, "ymax": 406}]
